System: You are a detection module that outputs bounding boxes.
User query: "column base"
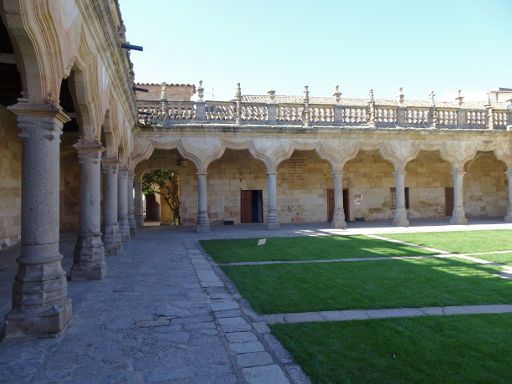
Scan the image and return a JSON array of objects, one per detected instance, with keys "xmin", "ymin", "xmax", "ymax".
[
  {"xmin": 129, "ymin": 214, "xmax": 137, "ymax": 236},
  {"xmin": 392, "ymin": 208, "xmax": 409, "ymax": 227},
  {"xmin": 4, "ymin": 299, "xmax": 72, "ymax": 338},
  {"xmin": 102, "ymin": 223, "xmax": 123, "ymax": 256},
  {"xmin": 135, "ymin": 215, "xmax": 144, "ymax": 228},
  {"xmin": 267, "ymin": 210, "xmax": 280, "ymax": 230},
  {"xmin": 332, "ymin": 210, "xmax": 347, "ymax": 229},
  {"xmin": 119, "ymin": 218, "xmax": 131, "ymax": 242},
  {"xmin": 450, "ymin": 208, "xmax": 468, "ymax": 225},
  {"xmin": 197, "ymin": 223, "xmax": 210, "ymax": 233},
  {"xmin": 70, "ymin": 233, "xmax": 107, "ymax": 280},
  {"xmin": 505, "ymin": 213, "xmax": 512, "ymax": 223}
]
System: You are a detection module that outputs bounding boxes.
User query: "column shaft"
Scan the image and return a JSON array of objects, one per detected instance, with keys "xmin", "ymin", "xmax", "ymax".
[
  {"xmin": 118, "ymin": 168, "xmax": 131, "ymax": 241},
  {"xmin": 332, "ymin": 171, "xmax": 347, "ymax": 228},
  {"xmin": 450, "ymin": 170, "xmax": 468, "ymax": 224},
  {"xmin": 197, "ymin": 172, "xmax": 210, "ymax": 232},
  {"xmin": 70, "ymin": 141, "xmax": 107, "ymax": 280},
  {"xmin": 134, "ymin": 181, "xmax": 144, "ymax": 227},
  {"xmin": 267, "ymin": 172, "xmax": 280, "ymax": 230},
  {"xmin": 505, "ymin": 170, "xmax": 512, "ymax": 222},
  {"xmin": 392, "ymin": 171, "xmax": 409, "ymax": 226},
  {"xmin": 4, "ymin": 103, "xmax": 72, "ymax": 337},
  {"xmin": 127, "ymin": 172, "xmax": 137, "ymax": 236},
  {"xmin": 102, "ymin": 158, "xmax": 122, "ymax": 255}
]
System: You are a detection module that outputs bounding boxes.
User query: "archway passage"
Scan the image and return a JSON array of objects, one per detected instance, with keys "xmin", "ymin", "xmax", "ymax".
[
  {"xmin": 405, "ymin": 150, "xmax": 452, "ymax": 219},
  {"xmin": 465, "ymin": 151, "xmax": 507, "ymax": 218},
  {"xmin": 142, "ymin": 169, "xmax": 181, "ymax": 225}
]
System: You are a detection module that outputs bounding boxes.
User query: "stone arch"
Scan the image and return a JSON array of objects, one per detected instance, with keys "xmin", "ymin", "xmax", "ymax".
[
  {"xmin": 464, "ymin": 151, "xmax": 508, "ymax": 218},
  {"xmin": 208, "ymin": 149, "xmax": 268, "ymax": 225}
]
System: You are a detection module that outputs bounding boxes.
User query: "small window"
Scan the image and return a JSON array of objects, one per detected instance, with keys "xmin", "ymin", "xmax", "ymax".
[{"xmin": 390, "ymin": 187, "xmax": 409, "ymax": 209}]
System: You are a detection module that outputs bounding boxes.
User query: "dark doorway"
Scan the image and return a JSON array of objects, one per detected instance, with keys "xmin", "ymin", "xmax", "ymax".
[
  {"xmin": 445, "ymin": 187, "xmax": 454, "ymax": 217},
  {"xmin": 241, "ymin": 190, "xmax": 263, "ymax": 223},
  {"xmin": 327, "ymin": 189, "xmax": 350, "ymax": 222}
]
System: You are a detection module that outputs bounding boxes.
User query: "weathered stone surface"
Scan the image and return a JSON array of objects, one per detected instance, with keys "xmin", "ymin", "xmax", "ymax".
[
  {"xmin": 242, "ymin": 365, "xmax": 290, "ymax": 384},
  {"xmin": 236, "ymin": 351, "xmax": 274, "ymax": 368}
]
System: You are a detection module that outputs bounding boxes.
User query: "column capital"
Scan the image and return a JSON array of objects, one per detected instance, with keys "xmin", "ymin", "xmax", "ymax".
[
  {"xmin": 393, "ymin": 170, "xmax": 406, "ymax": 177},
  {"xmin": 506, "ymin": 169, "xmax": 512, "ymax": 177},
  {"xmin": 8, "ymin": 101, "xmax": 71, "ymax": 124},
  {"xmin": 74, "ymin": 140, "xmax": 104, "ymax": 163},
  {"xmin": 451, "ymin": 170, "xmax": 466, "ymax": 177},
  {"xmin": 266, "ymin": 171, "xmax": 277, "ymax": 176},
  {"xmin": 102, "ymin": 157, "xmax": 119, "ymax": 173},
  {"xmin": 331, "ymin": 170, "xmax": 344, "ymax": 176},
  {"xmin": 197, "ymin": 171, "xmax": 208, "ymax": 176}
]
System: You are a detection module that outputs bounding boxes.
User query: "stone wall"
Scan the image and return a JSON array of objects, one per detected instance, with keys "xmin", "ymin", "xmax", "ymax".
[
  {"xmin": 406, "ymin": 151, "xmax": 452, "ymax": 219},
  {"xmin": 344, "ymin": 150, "xmax": 395, "ymax": 221},
  {"xmin": 465, "ymin": 152, "xmax": 507, "ymax": 217},
  {"xmin": 0, "ymin": 105, "xmax": 21, "ymax": 248},
  {"xmin": 277, "ymin": 151, "xmax": 332, "ymax": 223}
]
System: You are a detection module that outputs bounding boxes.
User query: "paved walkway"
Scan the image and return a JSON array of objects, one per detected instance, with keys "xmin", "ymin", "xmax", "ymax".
[{"xmin": 0, "ymin": 228, "xmax": 309, "ymax": 384}]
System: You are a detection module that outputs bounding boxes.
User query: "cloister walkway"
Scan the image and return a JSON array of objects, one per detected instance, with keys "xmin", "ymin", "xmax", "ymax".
[{"xmin": 1, "ymin": 219, "xmax": 512, "ymax": 383}]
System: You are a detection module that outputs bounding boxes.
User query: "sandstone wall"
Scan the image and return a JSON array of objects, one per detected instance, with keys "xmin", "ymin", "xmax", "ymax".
[
  {"xmin": 406, "ymin": 151, "xmax": 452, "ymax": 219},
  {"xmin": 465, "ymin": 153, "xmax": 507, "ymax": 217},
  {"xmin": 0, "ymin": 105, "xmax": 21, "ymax": 248},
  {"xmin": 344, "ymin": 150, "xmax": 395, "ymax": 221},
  {"xmin": 277, "ymin": 151, "xmax": 332, "ymax": 223}
]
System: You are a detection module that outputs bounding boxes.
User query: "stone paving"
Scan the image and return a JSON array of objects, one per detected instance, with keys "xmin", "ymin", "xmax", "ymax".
[
  {"xmin": 1, "ymin": 219, "xmax": 512, "ymax": 383},
  {"xmin": 0, "ymin": 227, "xmax": 310, "ymax": 384}
]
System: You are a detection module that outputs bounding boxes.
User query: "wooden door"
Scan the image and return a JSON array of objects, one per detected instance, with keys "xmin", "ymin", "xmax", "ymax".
[
  {"xmin": 327, "ymin": 189, "xmax": 334, "ymax": 222},
  {"xmin": 241, "ymin": 190, "xmax": 252, "ymax": 223},
  {"xmin": 445, "ymin": 187, "xmax": 454, "ymax": 217}
]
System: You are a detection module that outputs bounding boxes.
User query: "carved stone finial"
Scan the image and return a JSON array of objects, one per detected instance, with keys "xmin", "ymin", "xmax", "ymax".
[
  {"xmin": 333, "ymin": 85, "xmax": 342, "ymax": 103},
  {"xmin": 398, "ymin": 87, "xmax": 404, "ymax": 104},
  {"xmin": 456, "ymin": 89, "xmax": 464, "ymax": 106},
  {"xmin": 236, "ymin": 83, "xmax": 242, "ymax": 99},
  {"xmin": 369, "ymin": 89, "xmax": 374, "ymax": 102},
  {"xmin": 268, "ymin": 89, "xmax": 276, "ymax": 102},
  {"xmin": 429, "ymin": 91, "xmax": 435, "ymax": 106},
  {"xmin": 197, "ymin": 80, "xmax": 204, "ymax": 101},
  {"xmin": 304, "ymin": 85, "xmax": 309, "ymax": 100},
  {"xmin": 160, "ymin": 82, "xmax": 167, "ymax": 101},
  {"xmin": 486, "ymin": 92, "xmax": 492, "ymax": 107}
]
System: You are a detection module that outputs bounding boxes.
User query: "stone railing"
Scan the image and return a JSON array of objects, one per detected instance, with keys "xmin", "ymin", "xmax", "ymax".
[{"xmin": 137, "ymin": 89, "xmax": 511, "ymax": 130}]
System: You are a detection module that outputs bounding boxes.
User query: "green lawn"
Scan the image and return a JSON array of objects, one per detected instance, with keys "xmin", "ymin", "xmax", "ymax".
[
  {"xmin": 381, "ymin": 230, "xmax": 512, "ymax": 253},
  {"xmin": 200, "ymin": 235, "xmax": 434, "ymax": 263},
  {"xmin": 271, "ymin": 314, "xmax": 512, "ymax": 384},
  {"xmin": 222, "ymin": 258, "xmax": 512, "ymax": 314},
  {"xmin": 470, "ymin": 252, "xmax": 512, "ymax": 266}
]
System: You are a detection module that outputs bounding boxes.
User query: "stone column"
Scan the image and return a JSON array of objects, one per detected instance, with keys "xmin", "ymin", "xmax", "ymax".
[
  {"xmin": 332, "ymin": 171, "xmax": 347, "ymax": 228},
  {"xmin": 504, "ymin": 170, "xmax": 512, "ymax": 222},
  {"xmin": 450, "ymin": 169, "xmax": 468, "ymax": 225},
  {"xmin": 4, "ymin": 103, "xmax": 72, "ymax": 337},
  {"xmin": 102, "ymin": 158, "xmax": 122, "ymax": 255},
  {"xmin": 267, "ymin": 172, "xmax": 280, "ymax": 230},
  {"xmin": 118, "ymin": 168, "xmax": 131, "ymax": 242},
  {"xmin": 127, "ymin": 172, "xmax": 137, "ymax": 236},
  {"xmin": 197, "ymin": 171, "xmax": 210, "ymax": 233},
  {"xmin": 70, "ymin": 140, "xmax": 107, "ymax": 280},
  {"xmin": 134, "ymin": 180, "xmax": 144, "ymax": 228},
  {"xmin": 392, "ymin": 170, "xmax": 409, "ymax": 226}
]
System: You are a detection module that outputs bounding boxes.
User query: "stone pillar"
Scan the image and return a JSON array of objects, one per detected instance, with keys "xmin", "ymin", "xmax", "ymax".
[
  {"xmin": 332, "ymin": 171, "xmax": 347, "ymax": 228},
  {"xmin": 127, "ymin": 172, "xmax": 137, "ymax": 236},
  {"xmin": 450, "ymin": 169, "xmax": 468, "ymax": 225},
  {"xmin": 267, "ymin": 172, "xmax": 280, "ymax": 230},
  {"xmin": 392, "ymin": 170, "xmax": 409, "ymax": 226},
  {"xmin": 4, "ymin": 103, "xmax": 72, "ymax": 337},
  {"xmin": 70, "ymin": 140, "xmax": 107, "ymax": 280},
  {"xmin": 197, "ymin": 171, "xmax": 210, "ymax": 233},
  {"xmin": 505, "ymin": 170, "xmax": 512, "ymax": 222},
  {"xmin": 134, "ymin": 180, "xmax": 144, "ymax": 228},
  {"xmin": 102, "ymin": 158, "xmax": 122, "ymax": 255},
  {"xmin": 118, "ymin": 168, "xmax": 131, "ymax": 242}
]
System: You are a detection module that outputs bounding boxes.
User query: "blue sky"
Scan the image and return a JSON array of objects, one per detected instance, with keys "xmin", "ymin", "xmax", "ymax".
[{"xmin": 120, "ymin": 0, "xmax": 511, "ymax": 101}]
